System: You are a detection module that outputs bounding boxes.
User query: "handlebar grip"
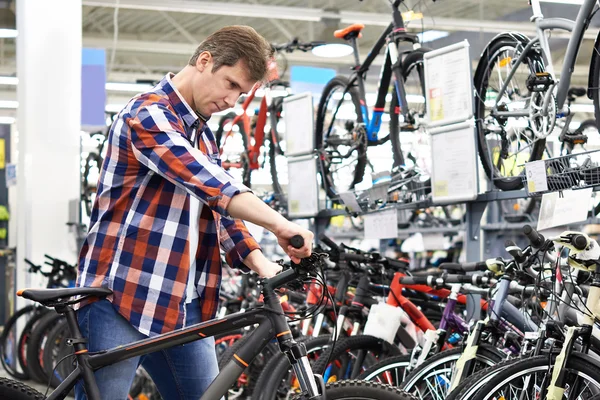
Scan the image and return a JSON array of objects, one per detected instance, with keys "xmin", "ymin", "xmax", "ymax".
[
  {"xmin": 523, "ymin": 225, "xmax": 545, "ymax": 248},
  {"xmin": 439, "ymin": 262, "xmax": 487, "ymax": 273},
  {"xmin": 572, "ymin": 234, "xmax": 588, "ymax": 251},
  {"xmin": 399, "ymin": 276, "xmax": 430, "ymax": 285},
  {"xmin": 319, "ymin": 235, "xmax": 339, "ymax": 251},
  {"xmin": 290, "ymin": 235, "xmax": 304, "ymax": 249},
  {"xmin": 386, "ymin": 258, "xmax": 409, "ymax": 271},
  {"xmin": 505, "ymin": 240, "xmax": 527, "ymax": 263},
  {"xmin": 342, "ymin": 252, "xmax": 370, "ymax": 263}
]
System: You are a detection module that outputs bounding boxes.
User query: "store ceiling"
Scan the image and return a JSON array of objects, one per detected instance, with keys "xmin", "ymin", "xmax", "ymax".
[{"xmin": 0, "ymin": 0, "xmax": 597, "ymax": 109}]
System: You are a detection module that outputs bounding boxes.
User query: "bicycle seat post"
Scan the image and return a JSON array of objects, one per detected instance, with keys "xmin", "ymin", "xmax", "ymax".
[{"xmin": 57, "ymin": 303, "xmax": 102, "ymax": 400}]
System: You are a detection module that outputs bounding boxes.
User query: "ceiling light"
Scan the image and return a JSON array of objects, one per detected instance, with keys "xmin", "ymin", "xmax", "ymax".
[
  {"xmin": 417, "ymin": 30, "xmax": 450, "ymax": 43},
  {"xmin": 539, "ymin": 0, "xmax": 583, "ymax": 4},
  {"xmin": 0, "ymin": 100, "xmax": 17, "ymax": 109},
  {"xmin": 312, "ymin": 43, "xmax": 354, "ymax": 58},
  {"xmin": 0, "ymin": 76, "xmax": 17, "ymax": 85},
  {"xmin": 0, "ymin": 29, "xmax": 16, "ymax": 38},
  {"xmin": 105, "ymin": 82, "xmax": 153, "ymax": 92},
  {"xmin": 0, "ymin": 116, "xmax": 15, "ymax": 124}
]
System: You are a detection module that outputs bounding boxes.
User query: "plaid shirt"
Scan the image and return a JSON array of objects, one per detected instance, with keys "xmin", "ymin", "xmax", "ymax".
[{"xmin": 77, "ymin": 74, "xmax": 260, "ymax": 337}]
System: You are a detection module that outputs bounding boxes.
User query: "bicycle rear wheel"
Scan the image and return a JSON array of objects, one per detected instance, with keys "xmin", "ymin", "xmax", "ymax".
[
  {"xmin": 0, "ymin": 305, "xmax": 40, "ymax": 380},
  {"xmin": 0, "ymin": 377, "xmax": 45, "ymax": 400},
  {"xmin": 389, "ymin": 48, "xmax": 428, "ymax": 168},
  {"xmin": 474, "ymin": 35, "xmax": 547, "ymax": 190},
  {"xmin": 215, "ymin": 112, "xmax": 251, "ymax": 188},
  {"xmin": 315, "ymin": 76, "xmax": 367, "ymax": 200}
]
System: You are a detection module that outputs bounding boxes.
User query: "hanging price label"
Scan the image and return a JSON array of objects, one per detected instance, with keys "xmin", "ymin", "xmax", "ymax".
[{"xmin": 364, "ymin": 209, "xmax": 398, "ymax": 240}]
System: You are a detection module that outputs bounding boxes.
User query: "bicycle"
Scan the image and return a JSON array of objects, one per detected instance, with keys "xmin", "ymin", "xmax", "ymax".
[
  {"xmin": 315, "ymin": 0, "xmax": 432, "ymax": 200},
  {"xmin": 474, "ymin": 0, "xmax": 600, "ymax": 190},
  {"xmin": 215, "ymin": 39, "xmax": 323, "ymax": 197},
  {"xmin": 0, "ymin": 236, "xmax": 415, "ymax": 400}
]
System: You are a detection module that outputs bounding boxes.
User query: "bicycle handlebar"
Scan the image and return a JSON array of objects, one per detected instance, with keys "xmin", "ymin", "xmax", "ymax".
[
  {"xmin": 439, "ymin": 261, "xmax": 488, "ymax": 273},
  {"xmin": 272, "ymin": 39, "xmax": 325, "ymax": 53},
  {"xmin": 399, "ymin": 274, "xmax": 494, "ymax": 286}
]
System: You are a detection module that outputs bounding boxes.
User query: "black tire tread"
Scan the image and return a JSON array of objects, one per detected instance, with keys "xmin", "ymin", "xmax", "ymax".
[{"xmin": 0, "ymin": 377, "xmax": 45, "ymax": 400}]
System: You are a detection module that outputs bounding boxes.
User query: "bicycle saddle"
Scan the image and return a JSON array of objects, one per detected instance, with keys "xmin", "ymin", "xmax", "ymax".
[
  {"xmin": 334, "ymin": 23, "xmax": 365, "ymax": 40},
  {"xmin": 17, "ymin": 287, "xmax": 112, "ymax": 305}
]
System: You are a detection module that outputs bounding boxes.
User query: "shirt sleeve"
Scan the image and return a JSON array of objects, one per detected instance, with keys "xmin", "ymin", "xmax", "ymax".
[
  {"xmin": 127, "ymin": 102, "xmax": 249, "ymax": 218},
  {"xmin": 219, "ymin": 217, "xmax": 261, "ymax": 272}
]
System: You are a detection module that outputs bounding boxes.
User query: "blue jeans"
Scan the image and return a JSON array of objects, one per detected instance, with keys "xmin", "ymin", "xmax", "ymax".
[{"xmin": 74, "ymin": 299, "xmax": 219, "ymax": 400}]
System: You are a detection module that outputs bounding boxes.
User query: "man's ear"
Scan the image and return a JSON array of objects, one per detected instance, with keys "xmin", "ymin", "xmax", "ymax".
[{"xmin": 196, "ymin": 51, "xmax": 212, "ymax": 72}]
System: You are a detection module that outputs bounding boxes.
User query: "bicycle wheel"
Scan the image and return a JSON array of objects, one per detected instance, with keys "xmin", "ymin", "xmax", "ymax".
[
  {"xmin": 0, "ymin": 305, "xmax": 40, "ymax": 380},
  {"xmin": 41, "ymin": 319, "xmax": 74, "ymax": 388},
  {"xmin": 315, "ymin": 76, "xmax": 367, "ymax": 200},
  {"xmin": 451, "ymin": 356, "xmax": 526, "ymax": 400},
  {"xmin": 0, "ymin": 377, "xmax": 45, "ymax": 400},
  {"xmin": 398, "ymin": 345, "xmax": 505, "ymax": 398},
  {"xmin": 389, "ymin": 48, "xmax": 428, "ymax": 168},
  {"xmin": 215, "ymin": 111, "xmax": 251, "ymax": 188},
  {"xmin": 356, "ymin": 354, "xmax": 411, "ymax": 386},
  {"xmin": 17, "ymin": 308, "xmax": 52, "ymax": 380},
  {"xmin": 474, "ymin": 35, "xmax": 547, "ymax": 190},
  {"xmin": 311, "ymin": 335, "xmax": 401, "ymax": 382},
  {"xmin": 471, "ymin": 354, "xmax": 600, "ymax": 400},
  {"xmin": 292, "ymin": 379, "xmax": 417, "ymax": 399},
  {"xmin": 253, "ymin": 334, "xmax": 332, "ymax": 400},
  {"xmin": 268, "ymin": 98, "xmax": 286, "ymax": 197},
  {"xmin": 25, "ymin": 312, "xmax": 63, "ymax": 384}
]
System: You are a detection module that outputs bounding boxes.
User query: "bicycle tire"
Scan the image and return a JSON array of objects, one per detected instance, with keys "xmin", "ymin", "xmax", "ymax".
[
  {"xmin": 474, "ymin": 35, "xmax": 547, "ymax": 191},
  {"xmin": 41, "ymin": 319, "xmax": 74, "ymax": 388},
  {"xmin": 451, "ymin": 355, "xmax": 526, "ymax": 400},
  {"xmin": 0, "ymin": 305, "xmax": 40, "ymax": 380},
  {"xmin": 253, "ymin": 334, "xmax": 332, "ymax": 400},
  {"xmin": 311, "ymin": 335, "xmax": 401, "ymax": 380},
  {"xmin": 389, "ymin": 48, "xmax": 428, "ymax": 167},
  {"xmin": 315, "ymin": 75, "xmax": 367, "ymax": 200},
  {"xmin": 17, "ymin": 308, "xmax": 52, "ymax": 380},
  {"xmin": 292, "ymin": 379, "xmax": 418, "ymax": 400},
  {"xmin": 0, "ymin": 377, "xmax": 45, "ymax": 400},
  {"xmin": 356, "ymin": 354, "xmax": 411, "ymax": 386},
  {"xmin": 217, "ymin": 332, "xmax": 279, "ymax": 399},
  {"xmin": 215, "ymin": 111, "xmax": 251, "ymax": 188},
  {"xmin": 470, "ymin": 354, "xmax": 600, "ymax": 400},
  {"xmin": 25, "ymin": 312, "xmax": 63, "ymax": 384},
  {"xmin": 399, "ymin": 344, "xmax": 505, "ymax": 397}
]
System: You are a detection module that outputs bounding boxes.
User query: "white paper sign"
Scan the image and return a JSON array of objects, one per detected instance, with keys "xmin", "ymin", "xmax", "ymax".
[
  {"xmin": 525, "ymin": 160, "xmax": 548, "ymax": 194},
  {"xmin": 339, "ymin": 192, "xmax": 362, "ymax": 213},
  {"xmin": 283, "ymin": 92, "xmax": 315, "ymax": 157},
  {"xmin": 424, "ymin": 40, "xmax": 473, "ymax": 127},
  {"xmin": 364, "ymin": 209, "xmax": 398, "ymax": 240},
  {"xmin": 430, "ymin": 122, "xmax": 478, "ymax": 203},
  {"xmin": 287, "ymin": 155, "xmax": 319, "ymax": 218},
  {"xmin": 537, "ymin": 188, "xmax": 592, "ymax": 231}
]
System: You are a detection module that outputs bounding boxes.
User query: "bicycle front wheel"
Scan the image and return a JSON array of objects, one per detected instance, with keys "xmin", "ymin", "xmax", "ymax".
[
  {"xmin": 0, "ymin": 377, "xmax": 45, "ymax": 400},
  {"xmin": 315, "ymin": 76, "xmax": 367, "ymax": 200},
  {"xmin": 474, "ymin": 35, "xmax": 547, "ymax": 190},
  {"xmin": 293, "ymin": 380, "xmax": 417, "ymax": 400},
  {"xmin": 470, "ymin": 354, "xmax": 600, "ymax": 400}
]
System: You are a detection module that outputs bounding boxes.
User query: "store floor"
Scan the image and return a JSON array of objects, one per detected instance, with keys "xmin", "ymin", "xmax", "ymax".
[{"xmin": 0, "ymin": 367, "xmax": 75, "ymax": 399}]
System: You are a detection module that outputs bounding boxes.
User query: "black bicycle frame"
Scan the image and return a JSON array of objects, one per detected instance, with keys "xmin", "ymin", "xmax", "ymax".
[
  {"xmin": 47, "ymin": 285, "xmax": 315, "ymax": 400},
  {"xmin": 330, "ymin": 0, "xmax": 421, "ymax": 144}
]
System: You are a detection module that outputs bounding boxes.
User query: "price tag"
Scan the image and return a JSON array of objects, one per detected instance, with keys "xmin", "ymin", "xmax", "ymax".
[
  {"xmin": 364, "ymin": 209, "xmax": 398, "ymax": 240},
  {"xmin": 525, "ymin": 160, "xmax": 548, "ymax": 193},
  {"xmin": 339, "ymin": 191, "xmax": 362, "ymax": 213},
  {"xmin": 537, "ymin": 188, "xmax": 592, "ymax": 230}
]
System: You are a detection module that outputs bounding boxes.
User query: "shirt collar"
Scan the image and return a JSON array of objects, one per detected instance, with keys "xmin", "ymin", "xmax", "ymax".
[{"xmin": 158, "ymin": 73, "xmax": 210, "ymax": 130}]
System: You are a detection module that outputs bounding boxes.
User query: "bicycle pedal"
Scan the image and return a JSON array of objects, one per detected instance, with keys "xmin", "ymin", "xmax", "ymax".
[
  {"xmin": 526, "ymin": 72, "xmax": 554, "ymax": 92},
  {"xmin": 563, "ymin": 134, "xmax": 588, "ymax": 145}
]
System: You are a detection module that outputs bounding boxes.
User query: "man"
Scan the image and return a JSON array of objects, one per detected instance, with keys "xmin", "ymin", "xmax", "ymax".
[{"xmin": 75, "ymin": 25, "xmax": 313, "ymax": 400}]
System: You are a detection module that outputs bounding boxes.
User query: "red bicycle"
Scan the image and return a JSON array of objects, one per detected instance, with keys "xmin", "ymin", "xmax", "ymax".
[{"xmin": 215, "ymin": 39, "xmax": 323, "ymax": 196}]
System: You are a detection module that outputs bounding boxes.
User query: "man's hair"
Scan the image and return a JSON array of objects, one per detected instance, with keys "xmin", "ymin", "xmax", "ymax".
[{"xmin": 189, "ymin": 25, "xmax": 273, "ymax": 83}]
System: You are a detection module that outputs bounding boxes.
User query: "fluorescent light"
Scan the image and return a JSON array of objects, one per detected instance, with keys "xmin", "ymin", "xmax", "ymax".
[
  {"xmin": 105, "ymin": 82, "xmax": 153, "ymax": 92},
  {"xmin": 0, "ymin": 29, "xmax": 17, "ymax": 38},
  {"xmin": 105, "ymin": 103, "xmax": 125, "ymax": 113},
  {"xmin": 312, "ymin": 43, "xmax": 353, "ymax": 58},
  {"xmin": 0, "ymin": 77, "xmax": 153, "ymax": 92},
  {"xmin": 417, "ymin": 30, "xmax": 450, "ymax": 43},
  {"xmin": 0, "ymin": 116, "xmax": 15, "ymax": 124},
  {"xmin": 0, "ymin": 101, "xmax": 17, "ymax": 109},
  {"xmin": 0, "ymin": 77, "xmax": 17, "ymax": 85},
  {"xmin": 539, "ymin": 0, "xmax": 583, "ymax": 4}
]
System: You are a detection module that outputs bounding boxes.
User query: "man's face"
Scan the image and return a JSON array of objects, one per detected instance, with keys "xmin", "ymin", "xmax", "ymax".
[{"xmin": 193, "ymin": 53, "xmax": 257, "ymax": 117}]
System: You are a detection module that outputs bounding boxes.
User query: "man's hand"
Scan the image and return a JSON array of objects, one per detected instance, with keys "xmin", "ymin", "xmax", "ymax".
[
  {"xmin": 272, "ymin": 221, "xmax": 313, "ymax": 263},
  {"xmin": 243, "ymin": 249, "xmax": 283, "ymax": 278}
]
